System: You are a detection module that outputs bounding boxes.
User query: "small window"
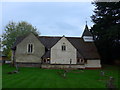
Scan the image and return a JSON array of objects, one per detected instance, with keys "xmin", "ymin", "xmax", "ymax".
[
  {"xmin": 70, "ymin": 59, "xmax": 72, "ymax": 64},
  {"xmin": 43, "ymin": 58, "xmax": 50, "ymax": 64},
  {"xmin": 62, "ymin": 45, "xmax": 66, "ymax": 51},
  {"xmin": 47, "ymin": 59, "xmax": 50, "ymax": 63},
  {"xmin": 27, "ymin": 43, "xmax": 34, "ymax": 54},
  {"xmin": 81, "ymin": 59, "xmax": 84, "ymax": 63},
  {"xmin": 77, "ymin": 59, "xmax": 84, "ymax": 64},
  {"xmin": 44, "ymin": 59, "xmax": 46, "ymax": 63}
]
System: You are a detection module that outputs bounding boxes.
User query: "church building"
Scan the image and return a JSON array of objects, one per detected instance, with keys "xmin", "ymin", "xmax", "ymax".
[{"xmin": 11, "ymin": 24, "xmax": 101, "ymax": 69}]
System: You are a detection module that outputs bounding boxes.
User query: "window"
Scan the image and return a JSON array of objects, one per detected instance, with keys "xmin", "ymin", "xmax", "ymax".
[
  {"xmin": 27, "ymin": 43, "xmax": 34, "ymax": 54},
  {"xmin": 47, "ymin": 59, "xmax": 50, "ymax": 63},
  {"xmin": 62, "ymin": 45, "xmax": 66, "ymax": 51},
  {"xmin": 70, "ymin": 59, "xmax": 72, "ymax": 64},
  {"xmin": 77, "ymin": 59, "xmax": 84, "ymax": 64},
  {"xmin": 44, "ymin": 59, "xmax": 46, "ymax": 63},
  {"xmin": 84, "ymin": 60, "xmax": 87, "ymax": 63},
  {"xmin": 43, "ymin": 58, "xmax": 50, "ymax": 64},
  {"xmin": 77, "ymin": 59, "xmax": 80, "ymax": 63},
  {"xmin": 80, "ymin": 59, "xmax": 84, "ymax": 63}
]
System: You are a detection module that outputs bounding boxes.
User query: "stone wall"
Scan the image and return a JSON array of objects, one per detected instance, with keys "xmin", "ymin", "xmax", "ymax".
[
  {"xmin": 15, "ymin": 33, "xmax": 45, "ymax": 63},
  {"xmin": 51, "ymin": 37, "xmax": 77, "ymax": 64},
  {"xmin": 17, "ymin": 62, "xmax": 41, "ymax": 67},
  {"xmin": 41, "ymin": 64, "xmax": 85, "ymax": 69},
  {"xmin": 85, "ymin": 60, "xmax": 101, "ymax": 68}
]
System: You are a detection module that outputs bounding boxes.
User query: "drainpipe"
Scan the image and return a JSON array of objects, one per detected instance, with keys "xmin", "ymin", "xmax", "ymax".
[{"xmin": 69, "ymin": 59, "xmax": 72, "ymax": 68}]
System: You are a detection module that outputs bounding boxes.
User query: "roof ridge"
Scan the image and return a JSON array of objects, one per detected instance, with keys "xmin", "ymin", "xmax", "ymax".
[
  {"xmin": 38, "ymin": 36, "xmax": 62, "ymax": 38},
  {"xmin": 38, "ymin": 36, "xmax": 82, "ymax": 39}
]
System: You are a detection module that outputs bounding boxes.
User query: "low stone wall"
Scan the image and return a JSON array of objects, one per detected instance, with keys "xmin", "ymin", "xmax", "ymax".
[
  {"xmin": 85, "ymin": 60, "xmax": 101, "ymax": 68},
  {"xmin": 16, "ymin": 62, "xmax": 41, "ymax": 67},
  {"xmin": 41, "ymin": 64, "xmax": 85, "ymax": 69},
  {"xmin": 15, "ymin": 63, "xmax": 101, "ymax": 69}
]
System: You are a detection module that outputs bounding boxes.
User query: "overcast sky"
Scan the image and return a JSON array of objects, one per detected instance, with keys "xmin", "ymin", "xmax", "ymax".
[{"xmin": 1, "ymin": 2, "xmax": 95, "ymax": 37}]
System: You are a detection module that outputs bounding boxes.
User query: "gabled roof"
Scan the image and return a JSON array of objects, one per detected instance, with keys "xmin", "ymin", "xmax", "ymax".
[
  {"xmin": 77, "ymin": 51, "xmax": 84, "ymax": 59},
  {"xmin": 39, "ymin": 36, "xmax": 61, "ymax": 49},
  {"xmin": 11, "ymin": 33, "xmax": 33, "ymax": 50},
  {"xmin": 12, "ymin": 33, "xmax": 40, "ymax": 50},
  {"xmin": 82, "ymin": 25, "xmax": 92, "ymax": 37},
  {"xmin": 67, "ymin": 37, "xmax": 100, "ymax": 59},
  {"xmin": 12, "ymin": 34, "xmax": 100, "ymax": 59},
  {"xmin": 42, "ymin": 51, "xmax": 50, "ymax": 58}
]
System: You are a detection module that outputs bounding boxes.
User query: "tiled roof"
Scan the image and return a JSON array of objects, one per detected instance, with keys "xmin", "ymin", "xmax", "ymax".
[
  {"xmin": 12, "ymin": 34, "xmax": 100, "ymax": 59},
  {"xmin": 67, "ymin": 37, "xmax": 100, "ymax": 59},
  {"xmin": 39, "ymin": 36, "xmax": 61, "ymax": 49},
  {"xmin": 11, "ymin": 34, "xmax": 30, "ymax": 50}
]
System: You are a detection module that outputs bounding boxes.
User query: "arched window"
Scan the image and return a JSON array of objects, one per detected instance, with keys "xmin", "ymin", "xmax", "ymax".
[
  {"xmin": 44, "ymin": 59, "xmax": 46, "ymax": 63},
  {"xmin": 27, "ymin": 43, "xmax": 34, "ymax": 54},
  {"xmin": 81, "ymin": 59, "xmax": 84, "ymax": 63},
  {"xmin": 62, "ymin": 45, "xmax": 66, "ymax": 51},
  {"xmin": 61, "ymin": 42, "xmax": 66, "ymax": 51},
  {"xmin": 77, "ymin": 59, "xmax": 84, "ymax": 64}
]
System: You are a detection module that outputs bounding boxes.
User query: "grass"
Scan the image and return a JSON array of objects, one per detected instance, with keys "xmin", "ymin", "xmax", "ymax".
[
  {"xmin": 2, "ymin": 64, "xmax": 120, "ymax": 88},
  {"xmin": 0, "ymin": 64, "xmax": 2, "ymax": 89}
]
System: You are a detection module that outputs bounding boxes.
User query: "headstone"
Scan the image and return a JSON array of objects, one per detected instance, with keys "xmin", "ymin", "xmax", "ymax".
[
  {"xmin": 106, "ymin": 76, "xmax": 116, "ymax": 89},
  {"xmin": 100, "ymin": 71, "xmax": 105, "ymax": 76},
  {"xmin": 98, "ymin": 71, "xmax": 105, "ymax": 81},
  {"xmin": 15, "ymin": 64, "xmax": 19, "ymax": 71},
  {"xmin": 63, "ymin": 70, "xmax": 67, "ymax": 78},
  {"xmin": 63, "ymin": 72, "xmax": 66, "ymax": 77}
]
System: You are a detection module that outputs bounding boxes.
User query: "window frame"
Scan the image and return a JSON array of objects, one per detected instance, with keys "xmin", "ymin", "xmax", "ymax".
[
  {"xmin": 27, "ymin": 43, "xmax": 34, "ymax": 54},
  {"xmin": 61, "ymin": 45, "xmax": 66, "ymax": 51},
  {"xmin": 77, "ymin": 59, "xmax": 84, "ymax": 64}
]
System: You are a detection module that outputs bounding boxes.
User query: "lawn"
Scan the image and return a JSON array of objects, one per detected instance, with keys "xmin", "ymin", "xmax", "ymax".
[
  {"xmin": 2, "ymin": 64, "xmax": 119, "ymax": 88},
  {"xmin": 0, "ymin": 65, "xmax": 2, "ymax": 89}
]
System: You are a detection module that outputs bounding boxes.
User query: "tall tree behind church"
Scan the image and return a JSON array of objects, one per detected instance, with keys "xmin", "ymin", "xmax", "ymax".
[
  {"xmin": 91, "ymin": 2, "xmax": 120, "ymax": 64},
  {"xmin": 2, "ymin": 21, "xmax": 40, "ymax": 59}
]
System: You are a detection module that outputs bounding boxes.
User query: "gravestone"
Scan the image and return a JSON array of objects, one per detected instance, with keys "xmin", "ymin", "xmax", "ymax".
[
  {"xmin": 15, "ymin": 64, "xmax": 19, "ymax": 71},
  {"xmin": 63, "ymin": 70, "xmax": 67, "ymax": 78},
  {"xmin": 100, "ymin": 71, "xmax": 105, "ymax": 76},
  {"xmin": 106, "ymin": 76, "xmax": 116, "ymax": 89},
  {"xmin": 98, "ymin": 71, "xmax": 105, "ymax": 81}
]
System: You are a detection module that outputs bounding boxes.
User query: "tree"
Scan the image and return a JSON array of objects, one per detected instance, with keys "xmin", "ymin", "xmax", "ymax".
[
  {"xmin": 2, "ymin": 21, "xmax": 40, "ymax": 58},
  {"xmin": 91, "ymin": 1, "xmax": 120, "ymax": 64}
]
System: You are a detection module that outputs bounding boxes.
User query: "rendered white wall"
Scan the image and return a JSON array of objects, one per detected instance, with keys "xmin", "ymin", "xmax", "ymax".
[
  {"xmin": 85, "ymin": 60, "xmax": 101, "ymax": 68},
  {"xmin": 51, "ymin": 37, "xmax": 77, "ymax": 64}
]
